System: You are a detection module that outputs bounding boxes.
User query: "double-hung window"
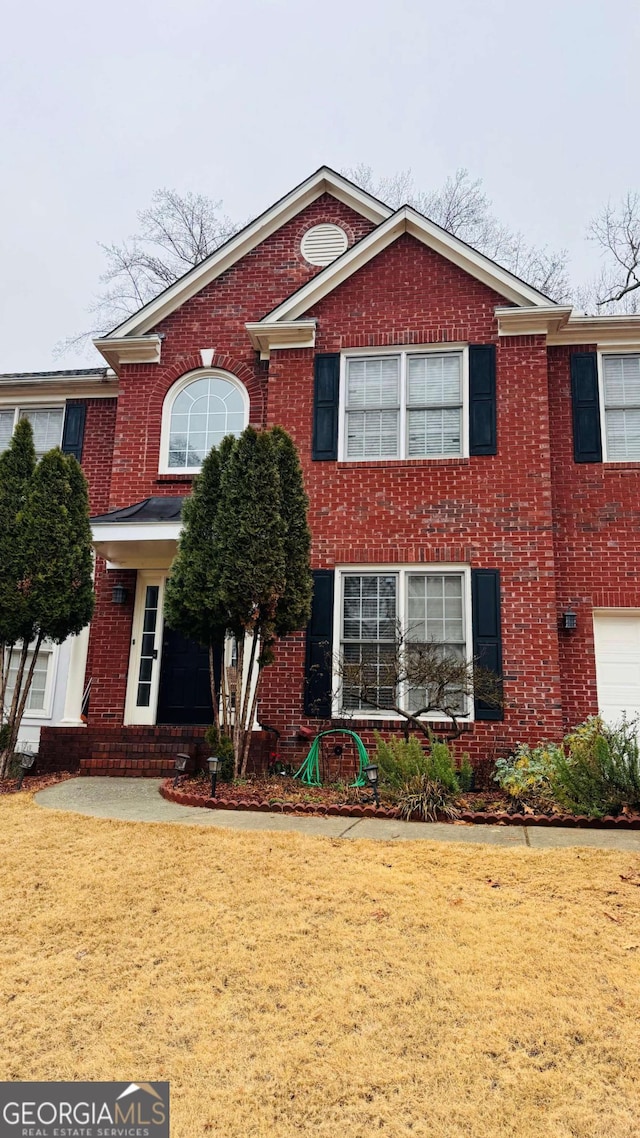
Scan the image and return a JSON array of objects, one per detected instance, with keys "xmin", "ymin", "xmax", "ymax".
[
  {"xmin": 3, "ymin": 643, "xmax": 55, "ymax": 716},
  {"xmin": 341, "ymin": 574, "xmax": 398, "ymax": 709},
  {"xmin": 601, "ymin": 354, "xmax": 640, "ymax": 461},
  {"xmin": 338, "ymin": 569, "xmax": 470, "ymax": 718},
  {"xmin": 342, "ymin": 349, "xmax": 465, "ymax": 460},
  {"xmin": 0, "ymin": 407, "xmax": 64, "ymax": 458}
]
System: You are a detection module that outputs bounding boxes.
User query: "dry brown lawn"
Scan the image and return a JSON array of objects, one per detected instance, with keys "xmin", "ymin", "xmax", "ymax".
[{"xmin": 1, "ymin": 795, "xmax": 640, "ymax": 1137}]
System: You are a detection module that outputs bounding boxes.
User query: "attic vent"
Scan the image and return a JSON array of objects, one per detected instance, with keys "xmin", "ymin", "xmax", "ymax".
[{"xmin": 301, "ymin": 224, "xmax": 349, "ymax": 266}]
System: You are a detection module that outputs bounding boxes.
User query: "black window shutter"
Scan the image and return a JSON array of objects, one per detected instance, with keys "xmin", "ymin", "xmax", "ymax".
[
  {"xmin": 304, "ymin": 569, "xmax": 335, "ymax": 717},
  {"xmin": 469, "ymin": 344, "xmax": 497, "ymax": 456},
  {"xmin": 312, "ymin": 354, "xmax": 340, "ymax": 461},
  {"xmin": 571, "ymin": 352, "xmax": 602, "ymax": 463},
  {"xmin": 62, "ymin": 401, "xmax": 87, "ymax": 462},
  {"xmin": 471, "ymin": 568, "xmax": 503, "ymax": 721}
]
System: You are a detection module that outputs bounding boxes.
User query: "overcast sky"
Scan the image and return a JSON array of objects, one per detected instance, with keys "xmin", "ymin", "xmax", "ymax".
[{"xmin": 1, "ymin": 0, "xmax": 639, "ymax": 373}]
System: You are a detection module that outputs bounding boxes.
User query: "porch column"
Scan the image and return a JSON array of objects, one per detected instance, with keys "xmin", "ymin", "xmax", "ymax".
[{"xmin": 59, "ymin": 624, "xmax": 91, "ymax": 726}]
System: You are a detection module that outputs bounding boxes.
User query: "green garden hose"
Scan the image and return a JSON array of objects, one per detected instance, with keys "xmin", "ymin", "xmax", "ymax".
[{"xmin": 294, "ymin": 729, "xmax": 369, "ymax": 787}]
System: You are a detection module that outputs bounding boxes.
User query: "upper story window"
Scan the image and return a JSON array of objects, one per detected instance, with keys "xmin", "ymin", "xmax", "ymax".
[
  {"xmin": 0, "ymin": 406, "xmax": 64, "ymax": 458},
  {"xmin": 340, "ymin": 349, "xmax": 467, "ymax": 461},
  {"xmin": 159, "ymin": 369, "xmax": 249, "ymax": 474},
  {"xmin": 601, "ymin": 354, "xmax": 640, "ymax": 461}
]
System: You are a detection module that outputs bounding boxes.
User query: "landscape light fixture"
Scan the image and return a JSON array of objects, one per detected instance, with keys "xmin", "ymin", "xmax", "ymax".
[
  {"xmin": 173, "ymin": 753, "xmax": 189, "ymax": 788},
  {"xmin": 207, "ymin": 755, "xmax": 221, "ymax": 799},
  {"xmin": 111, "ymin": 584, "xmax": 128, "ymax": 605},
  {"xmin": 364, "ymin": 763, "xmax": 380, "ymax": 808},
  {"xmin": 16, "ymin": 752, "xmax": 36, "ymax": 790},
  {"xmin": 562, "ymin": 608, "xmax": 577, "ymax": 632}
]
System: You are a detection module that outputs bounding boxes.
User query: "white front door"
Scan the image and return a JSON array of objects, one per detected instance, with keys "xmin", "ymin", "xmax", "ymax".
[
  {"xmin": 593, "ymin": 611, "xmax": 640, "ymax": 724},
  {"xmin": 124, "ymin": 572, "xmax": 166, "ymax": 725}
]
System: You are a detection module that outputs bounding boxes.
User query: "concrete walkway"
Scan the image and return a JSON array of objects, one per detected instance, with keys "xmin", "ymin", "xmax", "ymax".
[{"xmin": 33, "ymin": 777, "xmax": 640, "ymax": 850}]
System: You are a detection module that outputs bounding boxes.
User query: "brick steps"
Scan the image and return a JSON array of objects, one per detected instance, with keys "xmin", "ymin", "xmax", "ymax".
[
  {"xmin": 40, "ymin": 725, "xmax": 274, "ymax": 777},
  {"xmin": 81, "ymin": 756, "xmax": 176, "ymax": 777}
]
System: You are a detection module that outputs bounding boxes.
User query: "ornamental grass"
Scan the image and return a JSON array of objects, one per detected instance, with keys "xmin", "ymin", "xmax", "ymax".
[{"xmin": 1, "ymin": 793, "xmax": 640, "ymax": 1137}]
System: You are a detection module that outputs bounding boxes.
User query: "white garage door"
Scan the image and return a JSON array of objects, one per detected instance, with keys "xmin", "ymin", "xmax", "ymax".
[{"xmin": 593, "ymin": 612, "xmax": 640, "ymax": 724}]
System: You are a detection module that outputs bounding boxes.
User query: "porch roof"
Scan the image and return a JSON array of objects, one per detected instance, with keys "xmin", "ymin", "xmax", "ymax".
[
  {"xmin": 91, "ymin": 496, "xmax": 185, "ymax": 569},
  {"xmin": 91, "ymin": 496, "xmax": 186, "ymax": 524}
]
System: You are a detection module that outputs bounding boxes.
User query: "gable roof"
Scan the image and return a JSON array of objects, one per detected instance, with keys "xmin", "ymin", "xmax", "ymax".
[
  {"xmin": 258, "ymin": 205, "xmax": 555, "ymax": 327},
  {"xmin": 101, "ymin": 167, "xmax": 392, "ymax": 341}
]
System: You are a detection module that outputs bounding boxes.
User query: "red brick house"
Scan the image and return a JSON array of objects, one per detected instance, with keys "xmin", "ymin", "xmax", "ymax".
[{"xmin": 22, "ymin": 166, "xmax": 640, "ymax": 776}]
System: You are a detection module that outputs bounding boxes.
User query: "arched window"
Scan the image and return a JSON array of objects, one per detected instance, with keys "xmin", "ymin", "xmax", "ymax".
[{"xmin": 160, "ymin": 369, "xmax": 249, "ymax": 473}]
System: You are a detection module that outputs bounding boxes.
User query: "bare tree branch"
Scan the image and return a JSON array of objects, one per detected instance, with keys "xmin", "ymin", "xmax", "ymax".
[
  {"xmin": 586, "ymin": 192, "xmax": 640, "ymax": 313},
  {"xmin": 55, "ymin": 188, "xmax": 241, "ymax": 359},
  {"xmin": 330, "ymin": 621, "xmax": 502, "ymax": 742},
  {"xmin": 342, "ymin": 165, "xmax": 570, "ymax": 300}
]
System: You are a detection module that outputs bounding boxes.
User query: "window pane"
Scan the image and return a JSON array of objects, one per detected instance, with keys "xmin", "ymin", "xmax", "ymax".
[
  {"xmin": 603, "ymin": 355, "xmax": 640, "ymax": 407},
  {"xmin": 606, "ymin": 409, "xmax": 640, "ymax": 460},
  {"xmin": 407, "ymin": 408, "xmax": 461, "ymax": 457},
  {"xmin": 137, "ymin": 683, "xmax": 151, "ymax": 707},
  {"xmin": 407, "ymin": 354, "xmax": 462, "ymax": 406},
  {"xmin": 342, "ymin": 576, "xmax": 397, "ymax": 641},
  {"xmin": 0, "ymin": 410, "xmax": 14, "ymax": 452},
  {"xmin": 405, "ymin": 575, "xmax": 466, "ymax": 714},
  {"xmin": 346, "ymin": 357, "xmax": 399, "ymax": 409},
  {"xmin": 168, "ymin": 447, "xmax": 187, "ymax": 467},
  {"xmin": 346, "ymin": 410, "xmax": 399, "ymax": 458},
  {"xmin": 341, "ymin": 577, "xmax": 397, "ymax": 712},
  {"xmin": 20, "ymin": 409, "xmax": 64, "ymax": 456},
  {"xmin": 342, "ymin": 643, "xmax": 396, "ymax": 710},
  {"xmin": 407, "ymin": 575, "xmax": 463, "ymax": 643},
  {"xmin": 136, "ymin": 586, "xmax": 159, "ymax": 707},
  {"xmin": 168, "ymin": 376, "xmax": 246, "ymax": 469},
  {"xmin": 5, "ymin": 649, "xmax": 50, "ymax": 712},
  {"xmin": 406, "ymin": 643, "xmax": 466, "ymax": 716}
]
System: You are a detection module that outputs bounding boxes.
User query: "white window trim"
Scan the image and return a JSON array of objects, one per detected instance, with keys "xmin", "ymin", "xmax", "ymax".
[
  {"xmin": 597, "ymin": 348, "xmax": 640, "ymax": 463},
  {"xmin": 0, "ymin": 400, "xmax": 66, "ymax": 454},
  {"xmin": 158, "ymin": 368, "xmax": 250, "ymax": 475},
  {"xmin": 337, "ymin": 344, "xmax": 469, "ymax": 463},
  {"xmin": 331, "ymin": 564, "xmax": 474, "ymax": 723},
  {"xmin": 3, "ymin": 641, "xmax": 58, "ymax": 721}
]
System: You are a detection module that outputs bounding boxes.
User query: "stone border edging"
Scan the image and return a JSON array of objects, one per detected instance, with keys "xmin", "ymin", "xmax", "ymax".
[{"xmin": 159, "ymin": 781, "xmax": 640, "ymax": 829}]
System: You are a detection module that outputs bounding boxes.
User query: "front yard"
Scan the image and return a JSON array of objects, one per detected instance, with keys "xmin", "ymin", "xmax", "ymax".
[{"xmin": 1, "ymin": 793, "xmax": 640, "ymax": 1137}]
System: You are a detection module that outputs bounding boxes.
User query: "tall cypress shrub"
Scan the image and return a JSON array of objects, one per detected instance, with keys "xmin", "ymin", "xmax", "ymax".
[
  {"xmin": 213, "ymin": 429, "xmax": 285, "ymax": 773},
  {"xmin": 0, "ymin": 437, "xmax": 94, "ymax": 778},
  {"xmin": 0, "ymin": 421, "xmax": 37, "ymax": 761},
  {"xmin": 164, "ymin": 438, "xmax": 234, "ymax": 727},
  {"xmin": 165, "ymin": 426, "xmax": 312, "ymax": 777},
  {"xmin": 271, "ymin": 425, "xmax": 312, "ymax": 639}
]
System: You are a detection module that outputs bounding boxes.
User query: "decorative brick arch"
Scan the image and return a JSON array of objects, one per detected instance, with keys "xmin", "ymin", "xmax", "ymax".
[{"xmin": 147, "ymin": 352, "xmax": 266, "ymax": 428}]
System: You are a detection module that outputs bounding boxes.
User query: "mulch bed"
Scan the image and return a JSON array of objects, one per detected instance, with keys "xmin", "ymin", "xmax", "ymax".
[
  {"xmin": 0, "ymin": 771, "xmax": 74, "ymax": 796},
  {"xmin": 161, "ymin": 776, "xmax": 640, "ymax": 829}
]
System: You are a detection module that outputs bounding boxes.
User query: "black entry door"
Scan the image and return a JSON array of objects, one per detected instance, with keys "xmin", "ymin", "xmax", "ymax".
[{"xmin": 156, "ymin": 627, "xmax": 217, "ymax": 725}]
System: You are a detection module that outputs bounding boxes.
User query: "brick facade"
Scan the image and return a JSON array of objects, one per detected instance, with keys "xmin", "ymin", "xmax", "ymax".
[
  {"xmin": 548, "ymin": 344, "xmax": 640, "ymax": 730},
  {"xmin": 36, "ymin": 179, "xmax": 640, "ymax": 774}
]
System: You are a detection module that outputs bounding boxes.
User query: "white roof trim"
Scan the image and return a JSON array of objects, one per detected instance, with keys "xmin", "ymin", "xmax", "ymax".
[
  {"xmin": 547, "ymin": 314, "xmax": 640, "ymax": 347},
  {"xmin": 92, "ymin": 521, "xmax": 181, "ymax": 543},
  {"xmin": 101, "ymin": 169, "xmax": 392, "ymax": 341},
  {"xmin": 493, "ymin": 307, "xmax": 640, "ymax": 346},
  {"xmin": 93, "ymin": 335, "xmax": 162, "ymax": 370},
  {"xmin": 0, "ymin": 372, "xmax": 119, "ymax": 397},
  {"xmin": 245, "ymin": 319, "xmax": 316, "ymax": 360},
  {"xmin": 496, "ymin": 306, "xmax": 573, "ymax": 337},
  {"xmin": 92, "ymin": 521, "xmax": 182, "ymax": 570},
  {"xmin": 259, "ymin": 207, "xmax": 555, "ymax": 325}
]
